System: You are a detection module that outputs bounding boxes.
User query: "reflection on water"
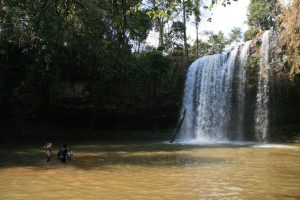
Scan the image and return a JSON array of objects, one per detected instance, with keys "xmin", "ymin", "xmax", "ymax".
[{"xmin": 0, "ymin": 142, "xmax": 300, "ymax": 199}]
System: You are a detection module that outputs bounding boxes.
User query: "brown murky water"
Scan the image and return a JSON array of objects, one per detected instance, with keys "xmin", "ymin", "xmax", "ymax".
[{"xmin": 0, "ymin": 141, "xmax": 299, "ymax": 200}]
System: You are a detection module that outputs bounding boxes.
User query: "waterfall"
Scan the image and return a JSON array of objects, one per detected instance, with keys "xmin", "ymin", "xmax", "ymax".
[
  {"xmin": 254, "ymin": 30, "xmax": 271, "ymax": 143},
  {"xmin": 177, "ymin": 40, "xmax": 254, "ymax": 143},
  {"xmin": 176, "ymin": 30, "xmax": 276, "ymax": 144},
  {"xmin": 236, "ymin": 41, "xmax": 251, "ymax": 140},
  {"xmin": 178, "ymin": 44, "xmax": 253, "ymax": 143}
]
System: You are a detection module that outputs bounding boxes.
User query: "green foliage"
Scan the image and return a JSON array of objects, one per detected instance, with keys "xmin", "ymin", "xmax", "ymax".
[
  {"xmin": 228, "ymin": 27, "xmax": 242, "ymax": 43},
  {"xmin": 247, "ymin": 56, "xmax": 260, "ymax": 69},
  {"xmin": 0, "ymin": 0, "xmax": 188, "ymax": 129},
  {"xmin": 244, "ymin": 27, "xmax": 260, "ymax": 41},
  {"xmin": 247, "ymin": 0, "xmax": 278, "ymax": 30},
  {"xmin": 190, "ymin": 26, "xmax": 245, "ymax": 59},
  {"xmin": 206, "ymin": 31, "xmax": 228, "ymax": 54},
  {"xmin": 244, "ymin": 0, "xmax": 279, "ymax": 42},
  {"xmin": 190, "ymin": 31, "xmax": 232, "ymax": 58},
  {"xmin": 128, "ymin": 10, "xmax": 153, "ymax": 52},
  {"xmin": 189, "ymin": 40, "xmax": 212, "ymax": 58},
  {"xmin": 164, "ymin": 21, "xmax": 185, "ymax": 55},
  {"xmin": 0, "ymin": 0, "xmax": 241, "ymax": 132},
  {"xmin": 144, "ymin": 0, "xmax": 231, "ymax": 51},
  {"xmin": 245, "ymin": 55, "xmax": 260, "ymax": 90},
  {"xmin": 143, "ymin": 51, "xmax": 170, "ymax": 72}
]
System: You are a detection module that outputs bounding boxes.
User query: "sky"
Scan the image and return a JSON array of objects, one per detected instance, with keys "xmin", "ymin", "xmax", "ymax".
[{"xmin": 146, "ymin": 0, "xmax": 250, "ymax": 47}]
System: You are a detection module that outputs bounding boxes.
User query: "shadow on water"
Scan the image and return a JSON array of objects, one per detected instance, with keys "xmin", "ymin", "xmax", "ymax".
[{"xmin": 0, "ymin": 141, "xmax": 236, "ymax": 170}]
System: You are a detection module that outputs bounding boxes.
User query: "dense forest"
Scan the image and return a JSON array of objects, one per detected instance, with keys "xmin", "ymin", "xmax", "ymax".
[{"xmin": 0, "ymin": 0, "xmax": 299, "ymax": 140}]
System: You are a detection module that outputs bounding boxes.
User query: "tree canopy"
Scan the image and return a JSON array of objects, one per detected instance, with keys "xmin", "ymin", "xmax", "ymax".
[{"xmin": 244, "ymin": 0, "xmax": 279, "ymax": 41}]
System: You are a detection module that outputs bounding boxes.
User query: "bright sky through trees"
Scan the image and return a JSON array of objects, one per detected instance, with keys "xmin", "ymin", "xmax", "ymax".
[{"xmin": 147, "ymin": 0, "xmax": 250, "ymax": 46}]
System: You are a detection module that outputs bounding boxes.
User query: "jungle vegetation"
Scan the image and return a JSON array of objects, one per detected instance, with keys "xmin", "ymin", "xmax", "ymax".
[{"xmin": 0, "ymin": 0, "xmax": 298, "ymax": 139}]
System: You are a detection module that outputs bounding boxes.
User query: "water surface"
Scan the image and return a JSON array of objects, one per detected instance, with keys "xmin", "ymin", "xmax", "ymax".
[{"xmin": 0, "ymin": 141, "xmax": 299, "ymax": 199}]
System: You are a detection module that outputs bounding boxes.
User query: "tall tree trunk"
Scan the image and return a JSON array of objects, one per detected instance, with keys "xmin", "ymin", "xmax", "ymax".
[
  {"xmin": 158, "ymin": 17, "xmax": 164, "ymax": 47},
  {"xmin": 151, "ymin": 0, "xmax": 164, "ymax": 48},
  {"xmin": 183, "ymin": 0, "xmax": 188, "ymax": 58},
  {"xmin": 121, "ymin": 0, "xmax": 127, "ymax": 44}
]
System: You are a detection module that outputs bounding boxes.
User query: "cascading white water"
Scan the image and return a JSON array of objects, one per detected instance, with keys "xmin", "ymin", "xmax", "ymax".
[
  {"xmin": 177, "ymin": 32, "xmax": 274, "ymax": 144},
  {"xmin": 254, "ymin": 30, "xmax": 271, "ymax": 143},
  {"xmin": 177, "ymin": 40, "xmax": 255, "ymax": 143},
  {"xmin": 178, "ymin": 44, "xmax": 252, "ymax": 143},
  {"xmin": 236, "ymin": 41, "xmax": 252, "ymax": 140}
]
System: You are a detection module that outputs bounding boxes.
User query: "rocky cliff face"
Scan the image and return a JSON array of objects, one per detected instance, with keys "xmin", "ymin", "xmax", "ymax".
[{"xmin": 244, "ymin": 28, "xmax": 300, "ymax": 141}]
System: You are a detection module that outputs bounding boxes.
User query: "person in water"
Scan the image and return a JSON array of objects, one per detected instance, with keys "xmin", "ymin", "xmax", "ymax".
[
  {"xmin": 67, "ymin": 148, "xmax": 73, "ymax": 161},
  {"xmin": 43, "ymin": 142, "xmax": 52, "ymax": 162},
  {"xmin": 58, "ymin": 144, "xmax": 68, "ymax": 163}
]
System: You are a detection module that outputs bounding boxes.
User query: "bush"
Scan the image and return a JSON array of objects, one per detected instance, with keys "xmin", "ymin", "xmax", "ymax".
[{"xmin": 244, "ymin": 27, "xmax": 260, "ymax": 41}]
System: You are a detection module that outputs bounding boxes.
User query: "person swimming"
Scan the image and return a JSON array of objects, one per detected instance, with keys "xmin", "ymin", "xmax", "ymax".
[
  {"xmin": 67, "ymin": 148, "xmax": 73, "ymax": 161},
  {"xmin": 43, "ymin": 142, "xmax": 52, "ymax": 162},
  {"xmin": 57, "ymin": 144, "xmax": 68, "ymax": 163}
]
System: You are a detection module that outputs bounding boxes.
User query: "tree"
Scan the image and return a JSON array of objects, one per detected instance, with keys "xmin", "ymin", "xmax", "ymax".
[
  {"xmin": 189, "ymin": 31, "xmax": 229, "ymax": 59},
  {"xmin": 244, "ymin": 27, "xmax": 260, "ymax": 41},
  {"xmin": 165, "ymin": 21, "xmax": 185, "ymax": 55},
  {"xmin": 228, "ymin": 27, "xmax": 242, "ymax": 44},
  {"xmin": 244, "ymin": 0, "xmax": 279, "ymax": 40},
  {"xmin": 144, "ymin": 0, "xmax": 233, "ymax": 53},
  {"xmin": 207, "ymin": 31, "xmax": 228, "ymax": 54},
  {"xmin": 128, "ymin": 10, "xmax": 153, "ymax": 53},
  {"xmin": 193, "ymin": 0, "xmax": 201, "ymax": 57},
  {"xmin": 247, "ymin": 0, "xmax": 278, "ymax": 30},
  {"xmin": 146, "ymin": 0, "xmax": 172, "ymax": 49},
  {"xmin": 190, "ymin": 39, "xmax": 212, "ymax": 58}
]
